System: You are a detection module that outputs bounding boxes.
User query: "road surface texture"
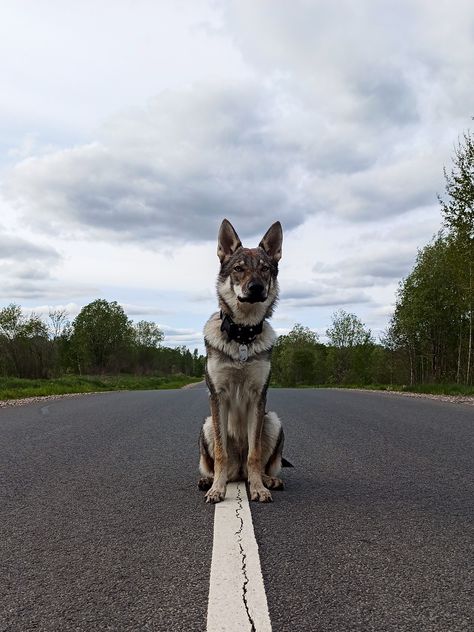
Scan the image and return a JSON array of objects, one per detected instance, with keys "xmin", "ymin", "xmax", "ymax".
[{"xmin": 0, "ymin": 386, "xmax": 472, "ymax": 631}]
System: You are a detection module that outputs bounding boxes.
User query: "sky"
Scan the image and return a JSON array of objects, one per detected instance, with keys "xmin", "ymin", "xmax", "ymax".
[{"xmin": 1, "ymin": 0, "xmax": 474, "ymax": 351}]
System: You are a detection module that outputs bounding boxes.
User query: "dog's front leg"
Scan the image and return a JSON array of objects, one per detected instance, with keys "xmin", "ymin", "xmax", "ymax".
[
  {"xmin": 247, "ymin": 397, "xmax": 272, "ymax": 503},
  {"xmin": 205, "ymin": 394, "xmax": 228, "ymax": 504}
]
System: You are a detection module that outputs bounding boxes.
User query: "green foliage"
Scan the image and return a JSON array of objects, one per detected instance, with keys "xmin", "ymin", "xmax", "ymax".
[
  {"xmin": 400, "ymin": 383, "xmax": 474, "ymax": 396},
  {"xmin": 0, "ymin": 301, "xmax": 206, "ymax": 384},
  {"xmin": 388, "ymin": 236, "xmax": 462, "ymax": 383},
  {"xmin": 272, "ymin": 323, "xmax": 324, "ymax": 386},
  {"xmin": 0, "ymin": 304, "xmax": 52, "ymax": 378},
  {"xmin": 388, "ymin": 126, "xmax": 474, "ymax": 386},
  {"xmin": 325, "ymin": 310, "xmax": 374, "ymax": 384},
  {"xmin": 439, "ymin": 130, "xmax": 474, "ymax": 241},
  {"xmin": 0, "ymin": 374, "xmax": 202, "ymax": 400},
  {"xmin": 71, "ymin": 299, "xmax": 134, "ymax": 373},
  {"xmin": 134, "ymin": 320, "xmax": 164, "ymax": 348},
  {"xmin": 326, "ymin": 309, "xmax": 373, "ymax": 348},
  {"xmin": 271, "ymin": 316, "xmax": 394, "ymax": 387}
]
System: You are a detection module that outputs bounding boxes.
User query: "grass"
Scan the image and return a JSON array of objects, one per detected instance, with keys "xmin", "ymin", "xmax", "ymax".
[
  {"xmin": 398, "ymin": 383, "xmax": 474, "ymax": 396},
  {"xmin": 3, "ymin": 375, "xmax": 472, "ymax": 401},
  {"xmin": 0, "ymin": 374, "xmax": 203, "ymax": 401},
  {"xmin": 270, "ymin": 382, "xmax": 474, "ymax": 396}
]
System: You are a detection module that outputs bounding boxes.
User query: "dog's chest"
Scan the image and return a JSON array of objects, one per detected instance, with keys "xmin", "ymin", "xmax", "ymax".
[{"xmin": 207, "ymin": 353, "xmax": 270, "ymax": 399}]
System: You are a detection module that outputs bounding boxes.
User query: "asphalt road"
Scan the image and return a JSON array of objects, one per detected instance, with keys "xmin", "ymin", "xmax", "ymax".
[{"xmin": 0, "ymin": 387, "xmax": 473, "ymax": 632}]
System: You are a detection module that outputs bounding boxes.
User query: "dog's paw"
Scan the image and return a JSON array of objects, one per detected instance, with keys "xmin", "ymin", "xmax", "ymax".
[
  {"xmin": 262, "ymin": 475, "xmax": 284, "ymax": 490},
  {"xmin": 198, "ymin": 477, "xmax": 213, "ymax": 491},
  {"xmin": 205, "ymin": 486, "xmax": 226, "ymax": 504},
  {"xmin": 250, "ymin": 486, "xmax": 273, "ymax": 503}
]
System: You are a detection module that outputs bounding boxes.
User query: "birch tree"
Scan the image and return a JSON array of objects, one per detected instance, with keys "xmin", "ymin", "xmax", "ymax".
[{"xmin": 439, "ymin": 129, "xmax": 474, "ymax": 384}]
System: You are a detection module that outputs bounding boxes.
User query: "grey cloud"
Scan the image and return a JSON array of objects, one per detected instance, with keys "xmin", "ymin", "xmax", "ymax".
[
  {"xmin": 283, "ymin": 294, "xmax": 371, "ymax": 308},
  {"xmin": 0, "ymin": 278, "xmax": 99, "ymax": 300},
  {"xmin": 0, "ymin": 280, "xmax": 61, "ymax": 300},
  {"xmin": 280, "ymin": 287, "xmax": 318, "ymax": 300},
  {"xmin": 0, "ymin": 231, "xmax": 65, "ymax": 300},
  {"xmin": 13, "ymin": 264, "xmax": 52, "ymax": 281},
  {"xmin": 122, "ymin": 303, "xmax": 171, "ymax": 316},
  {"xmin": 352, "ymin": 71, "xmax": 419, "ymax": 128},
  {"xmin": 312, "ymin": 248, "xmax": 417, "ymax": 290},
  {"xmin": 354, "ymin": 258, "xmax": 414, "ymax": 280},
  {"xmin": 5, "ymin": 2, "xmax": 474, "ymax": 246},
  {"xmin": 320, "ymin": 248, "xmax": 415, "ymax": 280},
  {"xmin": 159, "ymin": 325, "xmax": 204, "ymax": 348},
  {"xmin": 0, "ymin": 234, "xmax": 60, "ymax": 262},
  {"xmin": 4, "ymin": 78, "xmax": 445, "ymax": 246},
  {"xmin": 281, "ymin": 287, "xmax": 372, "ymax": 308},
  {"xmin": 5, "ymin": 85, "xmax": 307, "ymax": 244},
  {"xmin": 160, "ymin": 325, "xmax": 199, "ymax": 336}
]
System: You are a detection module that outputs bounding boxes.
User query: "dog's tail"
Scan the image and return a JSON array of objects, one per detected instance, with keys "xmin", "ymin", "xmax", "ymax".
[{"xmin": 281, "ymin": 457, "xmax": 294, "ymax": 468}]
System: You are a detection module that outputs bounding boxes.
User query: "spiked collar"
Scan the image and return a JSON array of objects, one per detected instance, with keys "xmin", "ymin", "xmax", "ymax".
[{"xmin": 219, "ymin": 310, "xmax": 264, "ymax": 345}]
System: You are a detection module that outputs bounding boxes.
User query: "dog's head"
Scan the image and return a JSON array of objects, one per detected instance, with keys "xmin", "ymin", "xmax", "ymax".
[{"xmin": 216, "ymin": 219, "xmax": 282, "ymax": 316}]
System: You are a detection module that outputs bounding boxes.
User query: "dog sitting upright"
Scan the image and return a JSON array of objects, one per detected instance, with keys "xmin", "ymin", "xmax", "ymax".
[{"xmin": 198, "ymin": 219, "xmax": 285, "ymax": 503}]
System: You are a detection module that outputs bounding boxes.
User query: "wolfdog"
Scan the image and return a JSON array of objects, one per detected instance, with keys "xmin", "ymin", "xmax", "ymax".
[{"xmin": 198, "ymin": 219, "xmax": 285, "ymax": 503}]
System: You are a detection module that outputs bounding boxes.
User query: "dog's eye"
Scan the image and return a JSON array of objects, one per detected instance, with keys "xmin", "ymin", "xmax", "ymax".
[
  {"xmin": 261, "ymin": 265, "xmax": 270, "ymax": 272},
  {"xmin": 234, "ymin": 265, "xmax": 243, "ymax": 272}
]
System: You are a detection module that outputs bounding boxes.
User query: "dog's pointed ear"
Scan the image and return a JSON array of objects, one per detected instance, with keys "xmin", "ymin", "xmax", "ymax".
[
  {"xmin": 217, "ymin": 219, "xmax": 242, "ymax": 263},
  {"xmin": 259, "ymin": 221, "xmax": 283, "ymax": 262}
]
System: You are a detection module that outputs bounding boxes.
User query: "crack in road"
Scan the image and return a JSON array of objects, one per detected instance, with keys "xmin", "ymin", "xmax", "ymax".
[{"xmin": 235, "ymin": 482, "xmax": 256, "ymax": 632}]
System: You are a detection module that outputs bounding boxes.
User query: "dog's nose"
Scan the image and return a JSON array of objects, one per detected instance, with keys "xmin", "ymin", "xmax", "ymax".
[{"xmin": 248, "ymin": 280, "xmax": 265, "ymax": 295}]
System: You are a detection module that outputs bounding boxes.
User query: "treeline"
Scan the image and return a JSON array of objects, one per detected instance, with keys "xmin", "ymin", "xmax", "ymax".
[
  {"xmin": 0, "ymin": 299, "xmax": 205, "ymax": 379},
  {"xmin": 272, "ymin": 315, "xmax": 393, "ymax": 387},
  {"xmin": 387, "ymin": 130, "xmax": 473, "ymax": 385}
]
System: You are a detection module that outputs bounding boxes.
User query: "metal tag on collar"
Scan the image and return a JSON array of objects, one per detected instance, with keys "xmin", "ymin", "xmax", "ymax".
[{"xmin": 239, "ymin": 344, "xmax": 248, "ymax": 362}]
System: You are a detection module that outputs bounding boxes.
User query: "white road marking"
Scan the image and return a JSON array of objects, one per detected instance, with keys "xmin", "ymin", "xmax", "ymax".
[{"xmin": 207, "ymin": 482, "xmax": 272, "ymax": 632}]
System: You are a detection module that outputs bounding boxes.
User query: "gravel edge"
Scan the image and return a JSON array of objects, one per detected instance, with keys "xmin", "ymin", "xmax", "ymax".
[
  {"xmin": 342, "ymin": 388, "xmax": 474, "ymax": 407},
  {"xmin": 0, "ymin": 391, "xmax": 111, "ymax": 408}
]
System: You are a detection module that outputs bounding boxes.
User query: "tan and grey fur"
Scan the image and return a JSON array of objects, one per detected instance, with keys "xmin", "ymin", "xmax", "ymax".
[{"xmin": 199, "ymin": 219, "xmax": 285, "ymax": 503}]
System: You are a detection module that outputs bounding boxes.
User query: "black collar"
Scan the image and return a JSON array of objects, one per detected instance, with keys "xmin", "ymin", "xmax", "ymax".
[{"xmin": 220, "ymin": 311, "xmax": 264, "ymax": 345}]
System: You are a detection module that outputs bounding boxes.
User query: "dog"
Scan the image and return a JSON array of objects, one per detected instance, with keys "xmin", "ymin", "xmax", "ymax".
[{"xmin": 198, "ymin": 218, "xmax": 286, "ymax": 503}]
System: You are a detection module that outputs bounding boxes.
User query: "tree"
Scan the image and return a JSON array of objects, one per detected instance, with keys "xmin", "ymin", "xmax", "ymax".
[
  {"xmin": 0, "ymin": 304, "xmax": 51, "ymax": 378},
  {"xmin": 131, "ymin": 320, "xmax": 165, "ymax": 374},
  {"xmin": 440, "ymin": 130, "xmax": 474, "ymax": 241},
  {"xmin": 71, "ymin": 300, "xmax": 134, "ymax": 373},
  {"xmin": 326, "ymin": 310, "xmax": 372, "ymax": 348},
  {"xmin": 48, "ymin": 308, "xmax": 69, "ymax": 340},
  {"xmin": 133, "ymin": 321, "xmax": 164, "ymax": 348},
  {"xmin": 389, "ymin": 235, "xmax": 465, "ymax": 384},
  {"xmin": 272, "ymin": 324, "xmax": 325, "ymax": 386},
  {"xmin": 326, "ymin": 310, "xmax": 374, "ymax": 384},
  {"xmin": 192, "ymin": 348, "xmax": 205, "ymax": 376},
  {"xmin": 439, "ymin": 129, "xmax": 474, "ymax": 384}
]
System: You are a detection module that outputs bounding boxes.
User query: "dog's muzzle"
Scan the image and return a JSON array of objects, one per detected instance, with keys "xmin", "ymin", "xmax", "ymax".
[{"xmin": 238, "ymin": 281, "xmax": 267, "ymax": 303}]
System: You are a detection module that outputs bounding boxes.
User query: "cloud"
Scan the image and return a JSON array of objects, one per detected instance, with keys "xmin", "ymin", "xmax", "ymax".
[
  {"xmin": 0, "ymin": 230, "xmax": 68, "ymax": 300},
  {"xmin": 4, "ymin": 83, "xmax": 309, "ymax": 244},
  {"xmin": 280, "ymin": 283, "xmax": 372, "ymax": 308},
  {"xmin": 0, "ymin": 279, "xmax": 99, "ymax": 301},
  {"xmin": 22, "ymin": 302, "xmax": 172, "ymax": 320},
  {"xmin": 158, "ymin": 324, "xmax": 204, "ymax": 348},
  {"xmin": 0, "ymin": 232, "xmax": 60, "ymax": 262},
  {"xmin": 316, "ymin": 247, "xmax": 417, "ymax": 286},
  {"xmin": 121, "ymin": 303, "xmax": 171, "ymax": 317},
  {"xmin": 22, "ymin": 302, "xmax": 80, "ymax": 318},
  {"xmin": 5, "ymin": 1, "xmax": 469, "ymax": 247}
]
